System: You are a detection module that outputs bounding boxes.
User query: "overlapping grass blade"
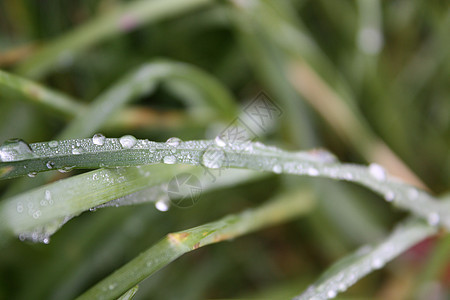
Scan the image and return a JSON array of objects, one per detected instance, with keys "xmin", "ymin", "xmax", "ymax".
[{"xmin": 76, "ymin": 187, "xmax": 316, "ymax": 299}]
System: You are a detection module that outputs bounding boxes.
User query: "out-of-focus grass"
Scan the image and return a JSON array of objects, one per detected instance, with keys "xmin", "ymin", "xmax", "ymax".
[{"xmin": 0, "ymin": 0, "xmax": 448, "ymax": 299}]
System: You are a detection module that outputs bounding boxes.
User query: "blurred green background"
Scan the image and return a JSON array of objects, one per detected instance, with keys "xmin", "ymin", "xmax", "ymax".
[{"xmin": 0, "ymin": 0, "xmax": 449, "ymax": 299}]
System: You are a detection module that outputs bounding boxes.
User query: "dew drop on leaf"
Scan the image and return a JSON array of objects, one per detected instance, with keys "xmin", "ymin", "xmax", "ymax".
[
  {"xmin": 214, "ymin": 136, "xmax": 226, "ymax": 147},
  {"xmin": 92, "ymin": 133, "xmax": 106, "ymax": 146},
  {"xmin": 369, "ymin": 163, "xmax": 386, "ymax": 181},
  {"xmin": 272, "ymin": 164, "xmax": 282, "ymax": 174},
  {"xmin": 155, "ymin": 198, "xmax": 170, "ymax": 212},
  {"xmin": 427, "ymin": 213, "xmax": 440, "ymax": 226},
  {"xmin": 166, "ymin": 137, "xmax": 182, "ymax": 147},
  {"xmin": 163, "ymin": 155, "xmax": 176, "ymax": 164},
  {"xmin": 48, "ymin": 140, "xmax": 58, "ymax": 148},
  {"xmin": 119, "ymin": 135, "xmax": 137, "ymax": 148},
  {"xmin": 0, "ymin": 138, "xmax": 36, "ymax": 162},
  {"xmin": 202, "ymin": 146, "xmax": 226, "ymax": 169},
  {"xmin": 46, "ymin": 161, "xmax": 55, "ymax": 169}
]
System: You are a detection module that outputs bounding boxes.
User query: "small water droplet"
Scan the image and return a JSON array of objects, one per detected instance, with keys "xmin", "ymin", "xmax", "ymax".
[
  {"xmin": 46, "ymin": 161, "xmax": 55, "ymax": 169},
  {"xmin": 0, "ymin": 138, "xmax": 35, "ymax": 162},
  {"xmin": 27, "ymin": 172, "xmax": 37, "ymax": 178},
  {"xmin": 427, "ymin": 213, "xmax": 440, "ymax": 226},
  {"xmin": 166, "ymin": 137, "xmax": 182, "ymax": 147},
  {"xmin": 214, "ymin": 136, "xmax": 226, "ymax": 147},
  {"xmin": 119, "ymin": 135, "xmax": 137, "ymax": 148},
  {"xmin": 155, "ymin": 199, "xmax": 170, "ymax": 212},
  {"xmin": 272, "ymin": 164, "xmax": 282, "ymax": 174},
  {"xmin": 385, "ymin": 191, "xmax": 395, "ymax": 202},
  {"xmin": 16, "ymin": 203, "xmax": 24, "ymax": 213},
  {"xmin": 72, "ymin": 147, "xmax": 83, "ymax": 155},
  {"xmin": 337, "ymin": 283, "xmax": 347, "ymax": 292},
  {"xmin": 202, "ymin": 146, "xmax": 226, "ymax": 169},
  {"xmin": 371, "ymin": 258, "xmax": 384, "ymax": 269},
  {"xmin": 58, "ymin": 166, "xmax": 73, "ymax": 173},
  {"xmin": 307, "ymin": 167, "xmax": 319, "ymax": 176},
  {"xmin": 32, "ymin": 210, "xmax": 41, "ymax": 219},
  {"xmin": 327, "ymin": 290, "xmax": 337, "ymax": 299},
  {"xmin": 48, "ymin": 140, "xmax": 58, "ymax": 148},
  {"xmin": 408, "ymin": 188, "xmax": 419, "ymax": 200},
  {"xmin": 163, "ymin": 155, "xmax": 176, "ymax": 164},
  {"xmin": 343, "ymin": 172, "xmax": 353, "ymax": 180},
  {"xmin": 108, "ymin": 283, "xmax": 117, "ymax": 290},
  {"xmin": 43, "ymin": 237, "xmax": 50, "ymax": 244},
  {"xmin": 92, "ymin": 133, "xmax": 106, "ymax": 146},
  {"xmin": 45, "ymin": 190, "xmax": 51, "ymax": 201},
  {"xmin": 369, "ymin": 163, "xmax": 386, "ymax": 181}
]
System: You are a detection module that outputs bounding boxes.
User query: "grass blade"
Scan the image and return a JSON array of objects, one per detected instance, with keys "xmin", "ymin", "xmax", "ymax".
[
  {"xmin": 294, "ymin": 218, "xmax": 437, "ymax": 300},
  {"xmin": 17, "ymin": 0, "xmax": 214, "ymax": 78},
  {"xmin": 76, "ymin": 187, "xmax": 316, "ymax": 299},
  {"xmin": 1, "ymin": 138, "xmax": 447, "ymax": 229}
]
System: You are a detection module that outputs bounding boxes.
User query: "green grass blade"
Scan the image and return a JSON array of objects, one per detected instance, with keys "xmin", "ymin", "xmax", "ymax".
[
  {"xmin": 0, "ymin": 138, "xmax": 447, "ymax": 229},
  {"xmin": 0, "ymin": 69, "xmax": 85, "ymax": 119},
  {"xmin": 16, "ymin": 0, "xmax": 214, "ymax": 78},
  {"xmin": 75, "ymin": 187, "xmax": 316, "ymax": 300},
  {"xmin": 293, "ymin": 218, "xmax": 437, "ymax": 300},
  {"xmin": 60, "ymin": 59, "xmax": 236, "ymax": 138}
]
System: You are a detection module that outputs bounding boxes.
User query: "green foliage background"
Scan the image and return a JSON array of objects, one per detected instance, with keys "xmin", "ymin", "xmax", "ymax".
[{"xmin": 0, "ymin": 0, "xmax": 449, "ymax": 299}]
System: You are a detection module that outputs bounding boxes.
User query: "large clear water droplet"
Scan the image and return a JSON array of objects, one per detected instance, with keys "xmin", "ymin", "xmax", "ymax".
[
  {"xmin": 166, "ymin": 137, "xmax": 182, "ymax": 147},
  {"xmin": 369, "ymin": 163, "xmax": 386, "ymax": 181},
  {"xmin": 119, "ymin": 135, "xmax": 137, "ymax": 149},
  {"xmin": 0, "ymin": 139, "xmax": 35, "ymax": 162},
  {"xmin": 92, "ymin": 133, "xmax": 106, "ymax": 146},
  {"xmin": 202, "ymin": 146, "xmax": 226, "ymax": 169}
]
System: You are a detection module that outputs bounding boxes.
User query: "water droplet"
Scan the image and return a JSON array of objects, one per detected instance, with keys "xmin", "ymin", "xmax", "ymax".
[
  {"xmin": 369, "ymin": 163, "xmax": 386, "ymax": 181},
  {"xmin": 72, "ymin": 147, "xmax": 83, "ymax": 155},
  {"xmin": 27, "ymin": 172, "xmax": 37, "ymax": 178},
  {"xmin": 272, "ymin": 164, "xmax": 282, "ymax": 174},
  {"xmin": 327, "ymin": 290, "xmax": 337, "ymax": 299},
  {"xmin": 427, "ymin": 213, "xmax": 440, "ymax": 226},
  {"xmin": 48, "ymin": 140, "xmax": 58, "ymax": 148},
  {"xmin": 43, "ymin": 237, "xmax": 50, "ymax": 244},
  {"xmin": 32, "ymin": 210, "xmax": 41, "ymax": 219},
  {"xmin": 337, "ymin": 283, "xmax": 347, "ymax": 292},
  {"xmin": 371, "ymin": 258, "xmax": 384, "ymax": 269},
  {"xmin": 108, "ymin": 283, "xmax": 117, "ymax": 290},
  {"xmin": 166, "ymin": 137, "xmax": 182, "ymax": 147},
  {"xmin": 307, "ymin": 167, "xmax": 319, "ymax": 176},
  {"xmin": 343, "ymin": 172, "xmax": 353, "ymax": 180},
  {"xmin": 214, "ymin": 136, "xmax": 226, "ymax": 147},
  {"xmin": 202, "ymin": 146, "xmax": 226, "ymax": 169},
  {"xmin": 119, "ymin": 135, "xmax": 137, "ymax": 148},
  {"xmin": 408, "ymin": 188, "xmax": 419, "ymax": 200},
  {"xmin": 58, "ymin": 166, "xmax": 73, "ymax": 173},
  {"xmin": 163, "ymin": 155, "xmax": 176, "ymax": 164},
  {"xmin": 46, "ymin": 161, "xmax": 55, "ymax": 169},
  {"xmin": 385, "ymin": 191, "xmax": 395, "ymax": 202},
  {"xmin": 92, "ymin": 133, "xmax": 106, "ymax": 146},
  {"xmin": 155, "ymin": 199, "xmax": 170, "ymax": 212},
  {"xmin": 45, "ymin": 190, "xmax": 52, "ymax": 201},
  {"xmin": 16, "ymin": 203, "xmax": 24, "ymax": 213},
  {"xmin": 309, "ymin": 149, "xmax": 338, "ymax": 163},
  {"xmin": 0, "ymin": 138, "xmax": 35, "ymax": 162}
]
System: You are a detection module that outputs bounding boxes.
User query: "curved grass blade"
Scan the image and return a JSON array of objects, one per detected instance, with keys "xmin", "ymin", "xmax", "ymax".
[
  {"xmin": 0, "ymin": 69, "xmax": 84, "ymax": 119},
  {"xmin": 0, "ymin": 138, "xmax": 448, "ymax": 229},
  {"xmin": 76, "ymin": 187, "xmax": 316, "ymax": 300},
  {"xmin": 17, "ymin": 0, "xmax": 215, "ymax": 78},
  {"xmin": 61, "ymin": 59, "xmax": 237, "ymax": 138},
  {"xmin": 293, "ymin": 218, "xmax": 437, "ymax": 300}
]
